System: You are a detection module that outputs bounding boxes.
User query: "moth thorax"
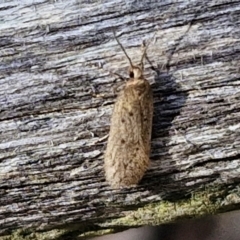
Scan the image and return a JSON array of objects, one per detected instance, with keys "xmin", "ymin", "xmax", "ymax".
[{"xmin": 129, "ymin": 66, "xmax": 143, "ymax": 79}]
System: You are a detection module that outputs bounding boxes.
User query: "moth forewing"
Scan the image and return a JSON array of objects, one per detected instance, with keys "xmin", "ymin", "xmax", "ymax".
[{"xmin": 104, "ymin": 34, "xmax": 153, "ymax": 188}]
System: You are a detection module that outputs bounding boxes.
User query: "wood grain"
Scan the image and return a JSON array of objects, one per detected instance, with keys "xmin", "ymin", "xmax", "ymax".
[{"xmin": 1, "ymin": 0, "xmax": 240, "ymax": 238}]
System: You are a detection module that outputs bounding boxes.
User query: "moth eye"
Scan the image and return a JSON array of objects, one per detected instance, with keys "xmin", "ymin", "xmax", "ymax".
[
  {"xmin": 129, "ymin": 71, "xmax": 134, "ymax": 78},
  {"xmin": 121, "ymin": 118, "xmax": 125, "ymax": 123},
  {"xmin": 121, "ymin": 139, "xmax": 125, "ymax": 144},
  {"xmin": 129, "ymin": 112, "xmax": 133, "ymax": 116}
]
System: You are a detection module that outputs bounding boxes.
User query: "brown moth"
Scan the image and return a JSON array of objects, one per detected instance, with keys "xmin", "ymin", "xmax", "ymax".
[{"xmin": 104, "ymin": 33, "xmax": 153, "ymax": 188}]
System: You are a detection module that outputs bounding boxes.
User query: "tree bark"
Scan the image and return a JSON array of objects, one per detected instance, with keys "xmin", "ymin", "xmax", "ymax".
[{"xmin": 1, "ymin": 0, "xmax": 240, "ymax": 239}]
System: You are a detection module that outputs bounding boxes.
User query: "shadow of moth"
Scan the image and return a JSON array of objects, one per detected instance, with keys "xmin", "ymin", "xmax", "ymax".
[{"xmin": 104, "ymin": 33, "xmax": 153, "ymax": 189}]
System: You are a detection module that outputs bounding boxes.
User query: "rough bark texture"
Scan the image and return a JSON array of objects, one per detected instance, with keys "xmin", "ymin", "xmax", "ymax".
[{"xmin": 1, "ymin": 0, "xmax": 240, "ymax": 239}]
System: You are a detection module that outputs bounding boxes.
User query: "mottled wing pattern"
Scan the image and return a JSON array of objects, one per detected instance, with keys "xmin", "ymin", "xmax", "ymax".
[
  {"xmin": 140, "ymin": 82, "xmax": 153, "ymax": 155},
  {"xmin": 104, "ymin": 78, "xmax": 153, "ymax": 188}
]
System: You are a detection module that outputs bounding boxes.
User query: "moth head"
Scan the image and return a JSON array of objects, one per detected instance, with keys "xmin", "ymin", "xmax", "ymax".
[
  {"xmin": 114, "ymin": 32, "xmax": 150, "ymax": 80},
  {"xmin": 128, "ymin": 66, "xmax": 143, "ymax": 79}
]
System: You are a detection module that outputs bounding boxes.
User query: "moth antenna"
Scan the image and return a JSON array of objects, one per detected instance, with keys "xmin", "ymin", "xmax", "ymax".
[
  {"xmin": 113, "ymin": 31, "xmax": 134, "ymax": 68},
  {"xmin": 139, "ymin": 32, "xmax": 157, "ymax": 71},
  {"xmin": 139, "ymin": 41, "xmax": 147, "ymax": 71}
]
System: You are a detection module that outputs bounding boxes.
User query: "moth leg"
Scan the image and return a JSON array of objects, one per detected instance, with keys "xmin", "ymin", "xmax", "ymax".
[
  {"xmin": 108, "ymin": 70, "xmax": 125, "ymax": 81},
  {"xmin": 91, "ymin": 134, "xmax": 109, "ymax": 146},
  {"xmin": 145, "ymin": 54, "xmax": 161, "ymax": 74},
  {"xmin": 164, "ymin": 22, "xmax": 193, "ymax": 71},
  {"xmin": 98, "ymin": 61, "xmax": 126, "ymax": 81}
]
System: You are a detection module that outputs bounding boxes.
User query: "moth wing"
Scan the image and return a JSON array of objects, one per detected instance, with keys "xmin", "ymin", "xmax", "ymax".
[
  {"xmin": 140, "ymin": 84, "xmax": 153, "ymax": 155},
  {"xmin": 104, "ymin": 83, "xmax": 152, "ymax": 187}
]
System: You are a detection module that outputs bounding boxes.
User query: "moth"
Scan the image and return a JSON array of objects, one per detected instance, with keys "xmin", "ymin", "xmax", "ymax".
[{"xmin": 104, "ymin": 33, "xmax": 153, "ymax": 188}]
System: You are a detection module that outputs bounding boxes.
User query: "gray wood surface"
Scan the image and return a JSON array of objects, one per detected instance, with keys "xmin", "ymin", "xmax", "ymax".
[{"xmin": 1, "ymin": 0, "xmax": 240, "ymax": 239}]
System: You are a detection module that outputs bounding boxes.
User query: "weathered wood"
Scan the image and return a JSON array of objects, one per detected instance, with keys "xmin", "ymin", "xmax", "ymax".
[{"xmin": 1, "ymin": 0, "xmax": 240, "ymax": 239}]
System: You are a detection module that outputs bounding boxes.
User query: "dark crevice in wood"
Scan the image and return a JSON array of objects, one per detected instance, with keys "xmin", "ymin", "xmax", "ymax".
[{"xmin": 190, "ymin": 154, "xmax": 240, "ymax": 168}]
